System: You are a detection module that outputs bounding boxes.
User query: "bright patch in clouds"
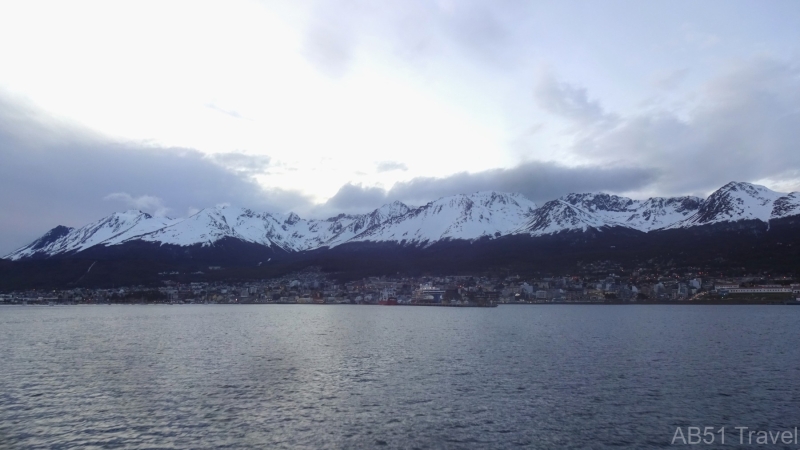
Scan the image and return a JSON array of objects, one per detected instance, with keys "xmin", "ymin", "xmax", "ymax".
[{"xmin": 0, "ymin": 0, "xmax": 506, "ymax": 203}]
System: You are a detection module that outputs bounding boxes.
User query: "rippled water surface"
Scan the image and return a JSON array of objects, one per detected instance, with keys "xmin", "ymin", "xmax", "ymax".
[{"xmin": 1, "ymin": 304, "xmax": 799, "ymax": 449}]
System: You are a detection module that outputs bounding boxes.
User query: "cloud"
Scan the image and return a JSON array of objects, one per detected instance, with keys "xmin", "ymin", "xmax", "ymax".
[
  {"xmin": 104, "ymin": 193, "xmax": 170, "ymax": 217},
  {"xmin": 0, "ymin": 93, "xmax": 312, "ymax": 255},
  {"xmin": 653, "ymin": 68, "xmax": 689, "ymax": 91},
  {"xmin": 210, "ymin": 152, "xmax": 273, "ymax": 176},
  {"xmin": 376, "ymin": 161, "xmax": 408, "ymax": 172},
  {"xmin": 320, "ymin": 56, "xmax": 800, "ymax": 214},
  {"xmin": 388, "ymin": 162, "xmax": 657, "ymax": 206},
  {"xmin": 534, "ymin": 72, "xmax": 619, "ymax": 127},
  {"xmin": 569, "ymin": 56, "xmax": 800, "ymax": 196},
  {"xmin": 324, "ymin": 183, "xmax": 390, "ymax": 212},
  {"xmin": 299, "ymin": 0, "xmax": 530, "ymax": 76},
  {"xmin": 315, "ymin": 161, "xmax": 657, "ymax": 215}
]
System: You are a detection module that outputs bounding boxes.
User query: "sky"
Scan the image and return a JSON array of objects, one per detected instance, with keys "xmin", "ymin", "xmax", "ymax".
[{"xmin": 1, "ymin": 0, "xmax": 800, "ymax": 254}]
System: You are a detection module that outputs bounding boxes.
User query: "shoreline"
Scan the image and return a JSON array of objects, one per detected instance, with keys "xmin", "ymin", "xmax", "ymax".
[{"xmin": 3, "ymin": 301, "xmax": 800, "ymax": 307}]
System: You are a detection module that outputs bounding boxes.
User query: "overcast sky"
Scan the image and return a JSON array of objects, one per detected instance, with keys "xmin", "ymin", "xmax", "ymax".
[{"xmin": 2, "ymin": 0, "xmax": 800, "ymax": 254}]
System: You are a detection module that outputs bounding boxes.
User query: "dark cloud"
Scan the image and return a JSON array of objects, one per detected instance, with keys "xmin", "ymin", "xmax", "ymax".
[
  {"xmin": 317, "ymin": 161, "xmax": 657, "ymax": 214},
  {"xmin": 388, "ymin": 162, "xmax": 657, "ymax": 206},
  {"xmin": 376, "ymin": 161, "xmax": 408, "ymax": 172},
  {"xmin": 0, "ymin": 93, "xmax": 311, "ymax": 255},
  {"xmin": 323, "ymin": 183, "xmax": 390, "ymax": 213},
  {"xmin": 570, "ymin": 56, "xmax": 800, "ymax": 196}
]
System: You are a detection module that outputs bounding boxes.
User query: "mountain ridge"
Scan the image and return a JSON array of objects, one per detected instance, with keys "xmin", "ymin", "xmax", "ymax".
[{"xmin": 6, "ymin": 182, "xmax": 800, "ymax": 261}]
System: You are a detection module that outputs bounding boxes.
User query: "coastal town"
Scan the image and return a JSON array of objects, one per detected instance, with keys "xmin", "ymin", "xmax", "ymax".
[{"xmin": 3, "ymin": 266, "xmax": 800, "ymax": 306}]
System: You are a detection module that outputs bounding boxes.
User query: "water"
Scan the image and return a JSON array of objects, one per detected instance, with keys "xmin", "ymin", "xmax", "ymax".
[{"xmin": 1, "ymin": 304, "xmax": 799, "ymax": 449}]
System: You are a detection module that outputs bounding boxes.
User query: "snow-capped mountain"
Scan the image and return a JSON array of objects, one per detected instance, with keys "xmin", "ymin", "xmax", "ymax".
[
  {"xmin": 7, "ymin": 211, "xmax": 179, "ymax": 260},
  {"xmin": 666, "ymin": 181, "xmax": 796, "ymax": 229},
  {"xmin": 624, "ymin": 196, "xmax": 705, "ymax": 230},
  {"xmin": 517, "ymin": 182, "xmax": 800, "ymax": 237},
  {"xmin": 128, "ymin": 192, "xmax": 533, "ymax": 250},
  {"xmin": 771, "ymin": 192, "xmax": 800, "ymax": 219},
  {"xmin": 516, "ymin": 198, "xmax": 611, "ymax": 236},
  {"xmin": 131, "ymin": 202, "xmax": 415, "ymax": 251},
  {"xmin": 132, "ymin": 206, "xmax": 281, "ymax": 248},
  {"xmin": 323, "ymin": 201, "xmax": 413, "ymax": 247},
  {"xmin": 516, "ymin": 193, "xmax": 704, "ymax": 236},
  {"xmin": 6, "ymin": 182, "xmax": 800, "ymax": 261},
  {"xmin": 346, "ymin": 192, "xmax": 537, "ymax": 245},
  {"xmin": 4, "ymin": 192, "xmax": 534, "ymax": 260}
]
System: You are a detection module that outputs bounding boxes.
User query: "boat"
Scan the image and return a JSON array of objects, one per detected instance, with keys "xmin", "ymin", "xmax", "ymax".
[
  {"xmin": 411, "ymin": 283, "xmax": 445, "ymax": 304},
  {"xmin": 378, "ymin": 288, "xmax": 398, "ymax": 305}
]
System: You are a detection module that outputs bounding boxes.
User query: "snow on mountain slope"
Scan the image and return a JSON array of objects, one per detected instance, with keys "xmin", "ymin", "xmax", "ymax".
[
  {"xmin": 623, "ymin": 196, "xmax": 705, "ymax": 231},
  {"xmin": 275, "ymin": 212, "xmax": 357, "ymax": 250},
  {"xmin": 559, "ymin": 193, "xmax": 639, "ymax": 228},
  {"xmin": 771, "ymin": 192, "xmax": 800, "ymax": 219},
  {"xmin": 127, "ymin": 203, "xmax": 413, "ymax": 251},
  {"xmin": 517, "ymin": 199, "xmax": 610, "ymax": 236},
  {"xmin": 667, "ymin": 182, "xmax": 785, "ymax": 228},
  {"xmin": 133, "ymin": 206, "xmax": 268, "ymax": 247},
  {"xmin": 346, "ymin": 192, "xmax": 537, "ymax": 245},
  {"xmin": 268, "ymin": 209, "xmax": 382, "ymax": 250},
  {"xmin": 4, "ymin": 225, "xmax": 74, "ymax": 260},
  {"xmin": 324, "ymin": 201, "xmax": 412, "ymax": 247},
  {"xmin": 131, "ymin": 207, "xmax": 329, "ymax": 251},
  {"xmin": 560, "ymin": 193, "xmax": 706, "ymax": 232},
  {"xmin": 516, "ymin": 193, "xmax": 704, "ymax": 236},
  {"xmin": 232, "ymin": 203, "xmax": 416, "ymax": 251},
  {"xmin": 6, "ymin": 211, "xmax": 178, "ymax": 260}
]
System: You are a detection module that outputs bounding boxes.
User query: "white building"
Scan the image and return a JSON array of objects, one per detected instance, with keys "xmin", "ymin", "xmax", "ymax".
[{"xmin": 725, "ymin": 287, "xmax": 791, "ymax": 294}]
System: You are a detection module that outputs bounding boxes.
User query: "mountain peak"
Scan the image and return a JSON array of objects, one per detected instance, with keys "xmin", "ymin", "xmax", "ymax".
[
  {"xmin": 561, "ymin": 192, "xmax": 638, "ymax": 213},
  {"xmin": 374, "ymin": 201, "xmax": 411, "ymax": 217},
  {"xmin": 284, "ymin": 212, "xmax": 301, "ymax": 225},
  {"xmin": 518, "ymin": 199, "xmax": 606, "ymax": 235},
  {"xmin": 9, "ymin": 225, "xmax": 74, "ymax": 256},
  {"xmin": 114, "ymin": 210, "xmax": 154, "ymax": 219},
  {"xmin": 718, "ymin": 181, "xmax": 774, "ymax": 195},
  {"xmin": 667, "ymin": 182, "xmax": 783, "ymax": 228},
  {"xmin": 469, "ymin": 191, "xmax": 534, "ymax": 206}
]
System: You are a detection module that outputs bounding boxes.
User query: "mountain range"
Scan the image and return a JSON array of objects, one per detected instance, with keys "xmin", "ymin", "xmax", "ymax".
[{"xmin": 6, "ymin": 181, "xmax": 800, "ymax": 262}]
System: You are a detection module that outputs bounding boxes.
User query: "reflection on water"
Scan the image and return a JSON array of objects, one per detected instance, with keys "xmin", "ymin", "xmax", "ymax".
[{"xmin": 1, "ymin": 305, "xmax": 799, "ymax": 449}]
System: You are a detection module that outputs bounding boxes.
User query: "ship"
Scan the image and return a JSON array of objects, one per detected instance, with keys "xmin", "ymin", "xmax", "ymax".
[
  {"xmin": 378, "ymin": 288, "xmax": 398, "ymax": 306},
  {"xmin": 411, "ymin": 283, "xmax": 445, "ymax": 304}
]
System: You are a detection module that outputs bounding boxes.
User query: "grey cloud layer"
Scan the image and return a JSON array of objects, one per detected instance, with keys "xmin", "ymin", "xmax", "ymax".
[
  {"xmin": 324, "ymin": 162, "xmax": 657, "ymax": 213},
  {"xmin": 0, "ymin": 94, "xmax": 311, "ymax": 255},
  {"xmin": 560, "ymin": 57, "xmax": 800, "ymax": 196}
]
